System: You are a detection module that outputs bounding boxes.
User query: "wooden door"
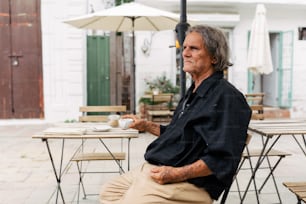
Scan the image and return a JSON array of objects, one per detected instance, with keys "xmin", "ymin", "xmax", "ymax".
[
  {"xmin": 87, "ymin": 36, "xmax": 111, "ymax": 106},
  {"xmin": 0, "ymin": 0, "xmax": 43, "ymax": 119}
]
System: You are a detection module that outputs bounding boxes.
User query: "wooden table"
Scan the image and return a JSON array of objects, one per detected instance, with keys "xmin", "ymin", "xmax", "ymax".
[
  {"xmin": 241, "ymin": 119, "xmax": 306, "ymax": 203},
  {"xmin": 248, "ymin": 119, "xmax": 306, "ymax": 156},
  {"xmin": 32, "ymin": 123, "xmax": 139, "ymax": 204}
]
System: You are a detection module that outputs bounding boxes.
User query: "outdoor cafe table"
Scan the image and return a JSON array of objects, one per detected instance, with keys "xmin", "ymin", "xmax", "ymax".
[
  {"xmin": 241, "ymin": 119, "xmax": 306, "ymax": 203},
  {"xmin": 32, "ymin": 123, "xmax": 139, "ymax": 204}
]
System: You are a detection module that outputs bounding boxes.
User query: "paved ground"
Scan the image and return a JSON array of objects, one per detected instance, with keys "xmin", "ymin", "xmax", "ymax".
[{"xmin": 0, "ymin": 119, "xmax": 305, "ymax": 204}]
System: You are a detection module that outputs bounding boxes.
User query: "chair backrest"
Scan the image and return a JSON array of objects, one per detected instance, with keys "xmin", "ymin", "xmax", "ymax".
[
  {"xmin": 152, "ymin": 93, "xmax": 173, "ymax": 104},
  {"xmin": 245, "ymin": 93, "xmax": 265, "ymax": 120},
  {"xmin": 245, "ymin": 93, "xmax": 264, "ymax": 105},
  {"xmin": 245, "ymin": 133, "xmax": 252, "ymax": 146},
  {"xmin": 79, "ymin": 105, "xmax": 127, "ymax": 122},
  {"xmin": 219, "ymin": 133, "xmax": 252, "ymax": 204}
]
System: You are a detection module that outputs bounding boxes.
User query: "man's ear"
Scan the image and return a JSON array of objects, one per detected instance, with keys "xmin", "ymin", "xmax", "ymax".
[{"xmin": 211, "ymin": 57, "xmax": 217, "ymax": 64}]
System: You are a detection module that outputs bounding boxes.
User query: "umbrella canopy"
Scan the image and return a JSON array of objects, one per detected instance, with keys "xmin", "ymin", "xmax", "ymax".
[
  {"xmin": 247, "ymin": 4, "xmax": 273, "ymax": 75},
  {"xmin": 63, "ymin": 2, "xmax": 182, "ymax": 31},
  {"xmin": 63, "ymin": 2, "xmax": 192, "ymax": 113}
]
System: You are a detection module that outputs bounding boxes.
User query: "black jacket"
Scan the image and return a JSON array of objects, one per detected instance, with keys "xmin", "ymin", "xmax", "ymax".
[{"xmin": 145, "ymin": 71, "xmax": 252, "ymax": 200}]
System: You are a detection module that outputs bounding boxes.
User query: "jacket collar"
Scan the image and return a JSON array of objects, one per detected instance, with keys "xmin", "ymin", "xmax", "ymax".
[{"xmin": 190, "ymin": 71, "xmax": 224, "ymax": 98}]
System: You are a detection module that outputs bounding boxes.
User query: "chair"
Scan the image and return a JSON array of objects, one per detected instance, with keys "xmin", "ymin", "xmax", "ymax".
[
  {"xmin": 245, "ymin": 93, "xmax": 265, "ymax": 120},
  {"xmin": 72, "ymin": 105, "xmax": 127, "ymax": 202},
  {"xmin": 283, "ymin": 181, "xmax": 306, "ymax": 204},
  {"xmin": 146, "ymin": 93, "xmax": 173, "ymax": 123},
  {"xmin": 220, "ymin": 134, "xmax": 291, "ymax": 204},
  {"xmin": 220, "ymin": 134, "xmax": 252, "ymax": 204},
  {"xmin": 235, "ymin": 146, "xmax": 291, "ymax": 203}
]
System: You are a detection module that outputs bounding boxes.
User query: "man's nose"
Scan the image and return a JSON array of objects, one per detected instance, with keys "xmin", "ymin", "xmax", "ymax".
[{"xmin": 183, "ymin": 48, "xmax": 190, "ymax": 57}]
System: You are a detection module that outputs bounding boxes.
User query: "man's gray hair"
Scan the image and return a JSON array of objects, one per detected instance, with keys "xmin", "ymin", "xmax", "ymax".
[{"xmin": 186, "ymin": 25, "xmax": 233, "ymax": 71}]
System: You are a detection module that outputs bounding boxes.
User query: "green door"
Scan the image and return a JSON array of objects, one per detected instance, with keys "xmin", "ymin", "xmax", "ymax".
[
  {"xmin": 87, "ymin": 36, "xmax": 110, "ymax": 106},
  {"xmin": 247, "ymin": 31, "xmax": 293, "ymax": 108},
  {"xmin": 278, "ymin": 31, "xmax": 293, "ymax": 108}
]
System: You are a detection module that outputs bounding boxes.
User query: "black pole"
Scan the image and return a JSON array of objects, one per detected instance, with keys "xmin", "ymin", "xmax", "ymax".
[
  {"xmin": 132, "ymin": 18, "xmax": 136, "ymax": 114},
  {"xmin": 176, "ymin": 0, "xmax": 189, "ymax": 98}
]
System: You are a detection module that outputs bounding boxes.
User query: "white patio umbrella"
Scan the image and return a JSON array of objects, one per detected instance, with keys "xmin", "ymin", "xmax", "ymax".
[
  {"xmin": 63, "ymin": 2, "xmax": 182, "ymax": 31},
  {"xmin": 63, "ymin": 2, "xmax": 193, "ymax": 113},
  {"xmin": 247, "ymin": 4, "xmax": 273, "ymax": 75}
]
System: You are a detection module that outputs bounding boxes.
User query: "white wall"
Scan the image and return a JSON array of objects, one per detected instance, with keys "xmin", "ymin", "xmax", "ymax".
[
  {"xmin": 41, "ymin": 1, "xmax": 87, "ymax": 122},
  {"xmin": 41, "ymin": 1, "xmax": 177, "ymax": 121},
  {"xmin": 40, "ymin": 1, "xmax": 306, "ymax": 122},
  {"xmin": 232, "ymin": 6, "xmax": 306, "ymax": 118},
  {"xmin": 135, "ymin": 30, "xmax": 177, "ymax": 110}
]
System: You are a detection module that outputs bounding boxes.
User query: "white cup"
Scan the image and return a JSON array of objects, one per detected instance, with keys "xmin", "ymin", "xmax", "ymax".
[{"xmin": 118, "ymin": 118, "xmax": 134, "ymax": 129}]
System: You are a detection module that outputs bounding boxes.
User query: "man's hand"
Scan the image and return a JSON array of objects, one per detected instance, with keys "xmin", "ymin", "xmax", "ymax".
[
  {"xmin": 121, "ymin": 114, "xmax": 147, "ymax": 132},
  {"xmin": 150, "ymin": 166, "xmax": 188, "ymax": 184},
  {"xmin": 121, "ymin": 114, "xmax": 161, "ymax": 136},
  {"xmin": 150, "ymin": 160, "xmax": 212, "ymax": 185}
]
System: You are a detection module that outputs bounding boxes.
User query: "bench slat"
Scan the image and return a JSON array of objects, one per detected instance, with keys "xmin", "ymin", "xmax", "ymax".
[
  {"xmin": 284, "ymin": 182, "xmax": 306, "ymax": 187},
  {"xmin": 283, "ymin": 182, "xmax": 306, "ymax": 202}
]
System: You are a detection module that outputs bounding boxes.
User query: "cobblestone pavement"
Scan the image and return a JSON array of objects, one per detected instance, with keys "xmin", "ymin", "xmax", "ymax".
[{"xmin": 0, "ymin": 120, "xmax": 305, "ymax": 204}]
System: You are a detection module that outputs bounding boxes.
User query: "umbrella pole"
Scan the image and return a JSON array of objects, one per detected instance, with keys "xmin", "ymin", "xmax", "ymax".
[
  {"xmin": 176, "ymin": 0, "xmax": 189, "ymax": 98},
  {"xmin": 132, "ymin": 30, "xmax": 136, "ymax": 114},
  {"xmin": 131, "ymin": 17, "xmax": 136, "ymax": 114}
]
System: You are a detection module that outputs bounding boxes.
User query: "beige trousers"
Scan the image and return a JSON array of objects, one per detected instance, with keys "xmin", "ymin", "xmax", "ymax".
[{"xmin": 100, "ymin": 162, "xmax": 213, "ymax": 204}]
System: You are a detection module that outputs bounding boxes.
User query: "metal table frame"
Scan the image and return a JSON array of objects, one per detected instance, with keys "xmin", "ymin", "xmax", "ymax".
[
  {"xmin": 241, "ymin": 119, "xmax": 306, "ymax": 203},
  {"xmin": 33, "ymin": 126, "xmax": 139, "ymax": 204}
]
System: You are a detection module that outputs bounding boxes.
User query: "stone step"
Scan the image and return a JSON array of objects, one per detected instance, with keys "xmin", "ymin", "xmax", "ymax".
[{"xmin": 263, "ymin": 107, "xmax": 290, "ymax": 119}]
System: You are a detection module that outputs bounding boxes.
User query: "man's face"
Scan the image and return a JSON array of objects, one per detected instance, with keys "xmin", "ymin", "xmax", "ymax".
[{"xmin": 182, "ymin": 32, "xmax": 215, "ymax": 77}]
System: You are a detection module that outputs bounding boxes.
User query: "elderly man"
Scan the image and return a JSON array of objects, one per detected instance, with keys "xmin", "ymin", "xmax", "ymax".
[{"xmin": 100, "ymin": 25, "xmax": 252, "ymax": 204}]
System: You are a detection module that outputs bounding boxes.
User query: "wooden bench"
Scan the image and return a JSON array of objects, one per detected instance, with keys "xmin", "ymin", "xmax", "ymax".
[
  {"xmin": 245, "ymin": 93, "xmax": 265, "ymax": 120},
  {"xmin": 146, "ymin": 93, "xmax": 173, "ymax": 123},
  {"xmin": 147, "ymin": 110, "xmax": 173, "ymax": 122},
  {"xmin": 283, "ymin": 182, "xmax": 306, "ymax": 204}
]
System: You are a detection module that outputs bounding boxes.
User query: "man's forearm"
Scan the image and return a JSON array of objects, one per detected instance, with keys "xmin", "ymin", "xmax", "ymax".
[
  {"xmin": 143, "ymin": 120, "xmax": 160, "ymax": 136},
  {"xmin": 150, "ymin": 159, "xmax": 213, "ymax": 184},
  {"xmin": 124, "ymin": 115, "xmax": 160, "ymax": 136},
  {"xmin": 180, "ymin": 159, "xmax": 213, "ymax": 181}
]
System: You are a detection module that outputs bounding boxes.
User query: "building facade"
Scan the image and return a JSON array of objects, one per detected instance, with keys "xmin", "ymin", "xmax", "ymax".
[{"xmin": 2, "ymin": 0, "xmax": 306, "ymax": 123}]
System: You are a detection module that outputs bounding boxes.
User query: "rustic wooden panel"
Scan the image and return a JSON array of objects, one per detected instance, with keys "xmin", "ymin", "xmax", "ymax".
[
  {"xmin": 110, "ymin": 33, "xmax": 123, "ymax": 105},
  {"xmin": 0, "ymin": 0, "xmax": 13, "ymax": 118},
  {"xmin": 0, "ymin": 0, "xmax": 43, "ymax": 119},
  {"xmin": 11, "ymin": 0, "xmax": 43, "ymax": 118}
]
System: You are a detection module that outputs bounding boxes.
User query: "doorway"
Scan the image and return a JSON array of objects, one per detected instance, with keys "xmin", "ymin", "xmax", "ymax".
[
  {"xmin": 248, "ymin": 31, "xmax": 293, "ymax": 108},
  {"xmin": 0, "ymin": 0, "xmax": 43, "ymax": 119}
]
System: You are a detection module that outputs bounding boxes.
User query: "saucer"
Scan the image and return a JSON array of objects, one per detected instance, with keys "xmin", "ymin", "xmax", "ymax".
[{"xmin": 93, "ymin": 125, "xmax": 112, "ymax": 132}]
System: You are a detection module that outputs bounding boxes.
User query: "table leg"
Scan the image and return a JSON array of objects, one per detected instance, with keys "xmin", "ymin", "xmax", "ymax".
[
  {"xmin": 258, "ymin": 154, "xmax": 284, "ymax": 203},
  {"xmin": 98, "ymin": 138, "xmax": 125, "ymax": 173},
  {"xmin": 128, "ymin": 138, "xmax": 132, "ymax": 170},
  {"xmin": 43, "ymin": 138, "xmax": 66, "ymax": 204},
  {"xmin": 292, "ymin": 134, "xmax": 306, "ymax": 156}
]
